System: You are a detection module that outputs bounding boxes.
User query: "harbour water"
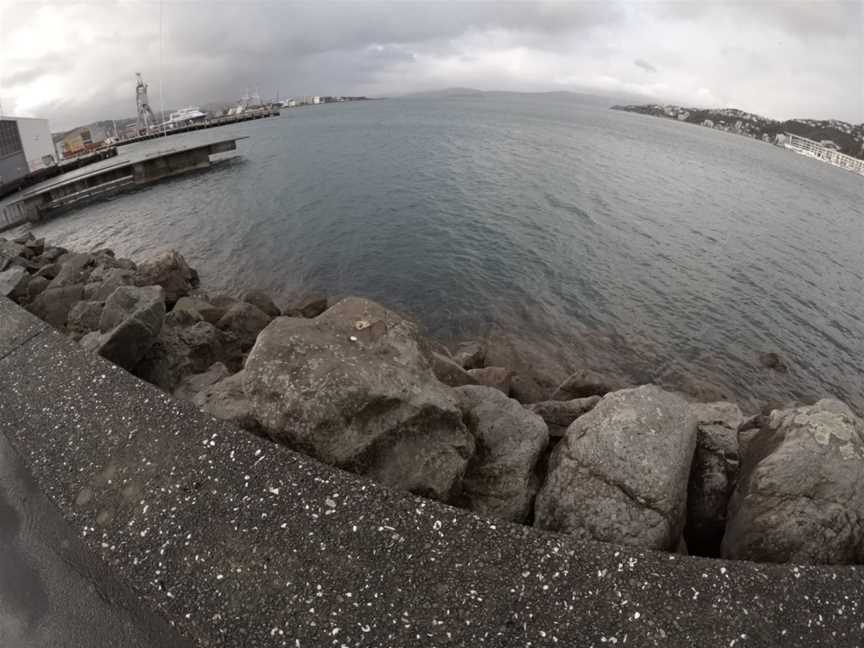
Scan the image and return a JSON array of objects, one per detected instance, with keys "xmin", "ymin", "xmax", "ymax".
[{"xmin": 27, "ymin": 94, "xmax": 864, "ymax": 412}]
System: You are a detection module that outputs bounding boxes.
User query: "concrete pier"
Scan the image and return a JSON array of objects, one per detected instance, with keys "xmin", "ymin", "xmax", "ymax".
[
  {"xmin": 0, "ymin": 137, "xmax": 245, "ymax": 232},
  {"xmin": 0, "ymin": 295, "xmax": 862, "ymax": 647}
]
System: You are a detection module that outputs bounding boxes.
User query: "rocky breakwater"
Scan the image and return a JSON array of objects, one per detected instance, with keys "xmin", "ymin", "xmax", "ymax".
[{"xmin": 4, "ymin": 232, "xmax": 864, "ymax": 565}]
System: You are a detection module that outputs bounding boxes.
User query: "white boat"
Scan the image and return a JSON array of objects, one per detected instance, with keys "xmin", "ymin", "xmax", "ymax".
[{"xmin": 162, "ymin": 106, "xmax": 208, "ymax": 128}]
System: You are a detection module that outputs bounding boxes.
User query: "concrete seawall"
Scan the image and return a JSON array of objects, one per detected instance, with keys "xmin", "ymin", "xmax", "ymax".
[{"xmin": 1, "ymin": 295, "xmax": 862, "ymax": 647}]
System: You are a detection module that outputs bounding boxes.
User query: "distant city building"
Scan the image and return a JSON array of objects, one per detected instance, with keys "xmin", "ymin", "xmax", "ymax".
[
  {"xmin": 0, "ymin": 116, "xmax": 56, "ymax": 187},
  {"xmin": 61, "ymin": 125, "xmax": 107, "ymax": 158},
  {"xmin": 312, "ymin": 96, "xmax": 321, "ymax": 105}
]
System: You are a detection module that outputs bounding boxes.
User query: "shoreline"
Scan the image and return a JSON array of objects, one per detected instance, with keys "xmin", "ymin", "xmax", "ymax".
[{"xmin": 3, "ymin": 233, "xmax": 864, "ymax": 566}]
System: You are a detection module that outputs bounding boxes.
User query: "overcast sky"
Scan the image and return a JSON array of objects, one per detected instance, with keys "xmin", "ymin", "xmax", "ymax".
[{"xmin": 1, "ymin": 1, "xmax": 862, "ymax": 130}]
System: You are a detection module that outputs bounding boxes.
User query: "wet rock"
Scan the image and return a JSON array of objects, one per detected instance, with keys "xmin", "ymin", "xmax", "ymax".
[
  {"xmin": 165, "ymin": 302, "xmax": 204, "ymax": 327},
  {"xmin": 722, "ymin": 399, "xmax": 864, "ymax": 564},
  {"xmin": 550, "ymin": 368, "xmax": 625, "ymax": 400},
  {"xmin": 172, "ymin": 296, "xmax": 225, "ymax": 325},
  {"xmin": 66, "ymin": 300, "xmax": 105, "ymax": 339},
  {"xmin": 134, "ymin": 320, "xmax": 223, "ymax": 392},
  {"xmin": 467, "ymin": 366, "xmax": 512, "ymax": 395},
  {"xmin": 133, "ymin": 249, "xmax": 199, "ymax": 306},
  {"xmin": 37, "ymin": 246, "xmax": 67, "ymax": 264},
  {"xmin": 534, "ymin": 385, "xmax": 697, "ymax": 550},
  {"xmin": 80, "ymin": 285, "xmax": 165, "ymax": 370},
  {"xmin": 431, "ymin": 352, "xmax": 477, "ymax": 387},
  {"xmin": 244, "ymin": 297, "xmax": 474, "ymax": 501},
  {"xmin": 47, "ymin": 252, "xmax": 94, "ymax": 289},
  {"xmin": 453, "ymin": 341, "xmax": 485, "ymax": 370},
  {"xmin": 174, "ymin": 362, "xmax": 231, "ymax": 401},
  {"xmin": 509, "ymin": 373, "xmax": 548, "ymax": 404},
  {"xmin": 241, "ymin": 289, "xmax": 280, "ymax": 317},
  {"xmin": 34, "ymin": 263, "xmax": 60, "ymax": 280},
  {"xmin": 22, "ymin": 237, "xmax": 44, "ymax": 257},
  {"xmin": 758, "ymin": 351, "xmax": 788, "ymax": 373},
  {"xmin": 454, "ymin": 385, "xmax": 549, "ymax": 523},
  {"xmin": 285, "ymin": 294, "xmax": 328, "ymax": 318},
  {"xmin": 84, "ymin": 267, "xmax": 134, "ymax": 301},
  {"xmin": 526, "ymin": 396, "xmax": 602, "ymax": 437},
  {"xmin": 0, "ymin": 266, "xmax": 28, "ymax": 298},
  {"xmin": 28, "ymin": 284, "xmax": 85, "ymax": 329},
  {"xmin": 483, "ymin": 334, "xmax": 570, "ymax": 401},
  {"xmin": 26, "ymin": 275, "xmax": 50, "ymax": 302},
  {"xmin": 193, "ymin": 370, "xmax": 264, "ymax": 435},
  {"xmin": 684, "ymin": 401, "xmax": 743, "ymax": 557},
  {"xmin": 216, "ymin": 301, "xmax": 272, "ymax": 350},
  {"xmin": 0, "ymin": 239, "xmax": 32, "ymax": 260}
]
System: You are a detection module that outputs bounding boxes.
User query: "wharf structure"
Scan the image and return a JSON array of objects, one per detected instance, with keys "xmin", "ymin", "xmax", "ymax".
[
  {"xmin": 0, "ymin": 136, "xmax": 244, "ymax": 232},
  {"xmin": 783, "ymin": 132, "xmax": 864, "ymax": 175},
  {"xmin": 118, "ymin": 107, "xmax": 278, "ymax": 147}
]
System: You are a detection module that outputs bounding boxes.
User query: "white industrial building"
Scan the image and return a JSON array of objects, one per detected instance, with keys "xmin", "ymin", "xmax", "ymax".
[{"xmin": 0, "ymin": 116, "xmax": 57, "ymax": 187}]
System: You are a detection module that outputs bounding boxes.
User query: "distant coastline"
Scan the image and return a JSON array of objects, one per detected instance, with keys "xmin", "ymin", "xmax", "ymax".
[{"xmin": 612, "ymin": 103, "xmax": 864, "ymax": 162}]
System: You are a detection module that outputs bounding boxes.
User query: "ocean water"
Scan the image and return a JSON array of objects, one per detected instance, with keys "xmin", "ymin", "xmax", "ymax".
[{"xmin": 29, "ymin": 94, "xmax": 864, "ymax": 412}]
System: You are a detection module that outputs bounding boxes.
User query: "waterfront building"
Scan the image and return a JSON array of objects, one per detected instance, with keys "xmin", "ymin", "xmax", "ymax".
[
  {"xmin": 0, "ymin": 116, "xmax": 56, "ymax": 187},
  {"xmin": 61, "ymin": 124, "xmax": 108, "ymax": 158},
  {"xmin": 784, "ymin": 132, "xmax": 864, "ymax": 175}
]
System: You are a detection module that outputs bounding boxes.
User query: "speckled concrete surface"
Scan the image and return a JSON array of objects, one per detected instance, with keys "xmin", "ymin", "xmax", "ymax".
[
  {"xmin": 0, "ymin": 428, "xmax": 190, "ymax": 648},
  {"xmin": 1, "ymin": 297, "xmax": 863, "ymax": 647},
  {"xmin": 0, "ymin": 294, "xmax": 47, "ymax": 359}
]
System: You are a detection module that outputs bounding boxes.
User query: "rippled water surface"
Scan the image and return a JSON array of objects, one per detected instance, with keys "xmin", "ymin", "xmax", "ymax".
[{"xmin": 31, "ymin": 95, "xmax": 864, "ymax": 411}]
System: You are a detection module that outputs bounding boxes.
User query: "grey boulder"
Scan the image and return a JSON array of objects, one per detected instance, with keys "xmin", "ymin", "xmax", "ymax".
[
  {"xmin": 722, "ymin": 399, "xmax": 864, "ymax": 564},
  {"xmin": 284, "ymin": 294, "xmax": 328, "ymax": 318},
  {"xmin": 134, "ymin": 320, "xmax": 224, "ymax": 392},
  {"xmin": 534, "ymin": 385, "xmax": 697, "ymax": 550},
  {"xmin": 0, "ymin": 265, "xmax": 28, "ymax": 298},
  {"xmin": 431, "ymin": 352, "xmax": 477, "ymax": 387},
  {"xmin": 244, "ymin": 297, "xmax": 474, "ymax": 501},
  {"xmin": 241, "ymin": 289, "xmax": 280, "ymax": 317},
  {"xmin": 550, "ymin": 368, "xmax": 625, "ymax": 400},
  {"xmin": 171, "ymin": 296, "xmax": 225, "ymax": 325},
  {"xmin": 66, "ymin": 300, "xmax": 105, "ymax": 339},
  {"xmin": 467, "ymin": 366, "xmax": 513, "ymax": 395},
  {"xmin": 133, "ymin": 249, "xmax": 199, "ymax": 306},
  {"xmin": 174, "ymin": 362, "xmax": 231, "ymax": 401},
  {"xmin": 80, "ymin": 285, "xmax": 165, "ymax": 370},
  {"xmin": 454, "ymin": 385, "xmax": 549, "ymax": 523},
  {"xmin": 453, "ymin": 341, "xmax": 485, "ymax": 370},
  {"xmin": 28, "ymin": 285, "xmax": 85, "ymax": 329},
  {"xmin": 47, "ymin": 252, "xmax": 94, "ymax": 289},
  {"xmin": 526, "ymin": 396, "xmax": 601, "ymax": 437},
  {"xmin": 684, "ymin": 401, "xmax": 743, "ymax": 557},
  {"xmin": 193, "ymin": 370, "xmax": 263, "ymax": 435},
  {"xmin": 216, "ymin": 301, "xmax": 272, "ymax": 350}
]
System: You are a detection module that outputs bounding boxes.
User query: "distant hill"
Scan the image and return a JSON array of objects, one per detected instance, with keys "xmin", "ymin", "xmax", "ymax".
[
  {"xmin": 613, "ymin": 104, "xmax": 864, "ymax": 160},
  {"xmin": 400, "ymin": 87, "xmax": 488, "ymax": 98},
  {"xmin": 399, "ymin": 87, "xmax": 645, "ymax": 108}
]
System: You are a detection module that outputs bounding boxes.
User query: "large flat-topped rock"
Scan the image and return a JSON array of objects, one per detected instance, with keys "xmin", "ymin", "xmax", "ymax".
[{"xmin": 0, "ymin": 297, "xmax": 862, "ymax": 647}]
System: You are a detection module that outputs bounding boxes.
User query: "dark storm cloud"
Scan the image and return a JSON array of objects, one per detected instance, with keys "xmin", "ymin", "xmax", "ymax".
[
  {"xmin": 634, "ymin": 59, "xmax": 657, "ymax": 73},
  {"xmin": 2, "ymin": 1, "xmax": 861, "ymax": 129}
]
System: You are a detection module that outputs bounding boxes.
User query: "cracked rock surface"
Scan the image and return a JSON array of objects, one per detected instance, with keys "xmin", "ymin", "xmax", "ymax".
[
  {"xmin": 723, "ymin": 399, "xmax": 864, "ymax": 564},
  {"xmin": 534, "ymin": 385, "xmax": 697, "ymax": 550}
]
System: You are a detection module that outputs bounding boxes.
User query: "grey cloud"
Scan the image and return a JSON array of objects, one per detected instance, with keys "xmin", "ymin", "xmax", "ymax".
[
  {"xmin": 2, "ymin": 1, "xmax": 861, "ymax": 129},
  {"xmin": 634, "ymin": 59, "xmax": 657, "ymax": 73}
]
